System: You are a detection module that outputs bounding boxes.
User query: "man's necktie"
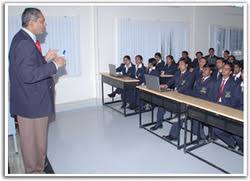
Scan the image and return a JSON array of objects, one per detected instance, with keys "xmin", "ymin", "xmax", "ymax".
[
  {"xmin": 35, "ymin": 40, "xmax": 42, "ymax": 53},
  {"xmin": 217, "ymin": 79, "xmax": 226, "ymax": 101}
]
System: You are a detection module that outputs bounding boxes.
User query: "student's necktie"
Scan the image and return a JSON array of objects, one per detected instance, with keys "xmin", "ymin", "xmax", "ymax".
[
  {"xmin": 217, "ymin": 79, "xmax": 226, "ymax": 101},
  {"xmin": 35, "ymin": 40, "xmax": 42, "ymax": 53}
]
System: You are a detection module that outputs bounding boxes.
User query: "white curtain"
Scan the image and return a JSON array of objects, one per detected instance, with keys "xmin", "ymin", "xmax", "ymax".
[
  {"xmin": 210, "ymin": 25, "xmax": 243, "ymax": 59},
  {"xmin": 117, "ymin": 19, "xmax": 189, "ymax": 64},
  {"xmin": 117, "ymin": 19, "xmax": 161, "ymax": 65}
]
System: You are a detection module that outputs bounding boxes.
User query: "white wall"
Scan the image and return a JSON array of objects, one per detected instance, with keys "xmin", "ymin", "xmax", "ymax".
[{"xmin": 7, "ymin": 5, "xmax": 243, "ymax": 109}]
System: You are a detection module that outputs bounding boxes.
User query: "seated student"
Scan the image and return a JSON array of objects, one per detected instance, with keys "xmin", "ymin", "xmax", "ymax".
[
  {"xmin": 191, "ymin": 51, "xmax": 203, "ymax": 69},
  {"xmin": 150, "ymin": 58, "xmax": 194, "ymax": 131},
  {"xmin": 154, "ymin": 52, "xmax": 165, "ymax": 72},
  {"xmin": 232, "ymin": 61, "xmax": 242, "ymax": 84},
  {"xmin": 233, "ymin": 69, "xmax": 244, "ymax": 152},
  {"xmin": 193, "ymin": 57, "xmax": 208, "ymax": 81},
  {"xmin": 205, "ymin": 48, "xmax": 218, "ymax": 65},
  {"xmin": 189, "ymin": 64, "xmax": 214, "ymax": 140},
  {"xmin": 108, "ymin": 55, "xmax": 136, "ymax": 107},
  {"xmin": 161, "ymin": 55, "xmax": 178, "ymax": 75},
  {"xmin": 228, "ymin": 55, "xmax": 236, "ymax": 64},
  {"xmin": 128, "ymin": 55, "xmax": 147, "ymax": 110},
  {"xmin": 181, "ymin": 51, "xmax": 192, "ymax": 65},
  {"xmin": 209, "ymin": 62, "xmax": 240, "ymax": 149},
  {"xmin": 135, "ymin": 55, "xmax": 147, "ymax": 84},
  {"xmin": 223, "ymin": 50, "xmax": 230, "ymax": 61},
  {"xmin": 212, "ymin": 57, "xmax": 225, "ymax": 81},
  {"xmin": 145, "ymin": 58, "xmax": 160, "ymax": 77}
]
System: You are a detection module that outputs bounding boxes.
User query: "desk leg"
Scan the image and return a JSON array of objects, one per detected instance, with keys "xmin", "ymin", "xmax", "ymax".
[
  {"xmin": 123, "ymin": 89, "xmax": 127, "ymax": 116},
  {"xmin": 184, "ymin": 114, "xmax": 188, "ymax": 153},
  {"xmin": 177, "ymin": 113, "xmax": 181, "ymax": 149},
  {"xmin": 139, "ymin": 96, "xmax": 142, "ymax": 128},
  {"xmin": 111, "ymin": 86, "xmax": 114, "ymax": 102},
  {"xmin": 190, "ymin": 119, "xmax": 193, "ymax": 142},
  {"xmin": 101, "ymin": 77, "xmax": 104, "ymax": 105},
  {"xmin": 151, "ymin": 105, "xmax": 154, "ymax": 123}
]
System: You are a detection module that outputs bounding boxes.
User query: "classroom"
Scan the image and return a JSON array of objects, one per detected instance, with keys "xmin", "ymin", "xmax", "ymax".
[{"xmin": 6, "ymin": 2, "xmax": 245, "ymax": 177}]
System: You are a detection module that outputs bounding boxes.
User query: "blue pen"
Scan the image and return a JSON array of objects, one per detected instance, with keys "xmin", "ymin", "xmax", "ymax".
[{"xmin": 62, "ymin": 50, "xmax": 66, "ymax": 56}]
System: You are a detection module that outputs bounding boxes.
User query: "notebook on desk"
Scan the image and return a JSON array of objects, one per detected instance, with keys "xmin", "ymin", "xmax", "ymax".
[
  {"xmin": 109, "ymin": 64, "xmax": 124, "ymax": 77},
  {"xmin": 145, "ymin": 74, "xmax": 170, "ymax": 92}
]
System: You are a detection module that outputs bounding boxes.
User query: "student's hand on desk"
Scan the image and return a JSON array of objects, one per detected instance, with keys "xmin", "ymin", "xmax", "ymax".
[
  {"xmin": 45, "ymin": 49, "xmax": 58, "ymax": 61},
  {"xmin": 160, "ymin": 84, "xmax": 168, "ymax": 88},
  {"xmin": 53, "ymin": 56, "xmax": 66, "ymax": 68},
  {"xmin": 161, "ymin": 71, "xmax": 165, "ymax": 75}
]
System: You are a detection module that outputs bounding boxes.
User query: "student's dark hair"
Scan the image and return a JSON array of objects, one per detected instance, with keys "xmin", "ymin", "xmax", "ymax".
[
  {"xmin": 182, "ymin": 51, "xmax": 189, "ymax": 55},
  {"xmin": 199, "ymin": 57, "xmax": 208, "ymax": 64},
  {"xmin": 22, "ymin": 8, "xmax": 42, "ymax": 27},
  {"xmin": 135, "ymin": 55, "xmax": 143, "ymax": 61},
  {"xmin": 123, "ymin": 55, "xmax": 131, "ymax": 61},
  {"xmin": 216, "ymin": 57, "xmax": 225, "ymax": 62},
  {"xmin": 154, "ymin": 52, "xmax": 162, "ymax": 59},
  {"xmin": 148, "ymin": 58, "xmax": 157, "ymax": 66},
  {"xmin": 224, "ymin": 50, "xmax": 230, "ymax": 54},
  {"xmin": 166, "ymin": 55, "xmax": 174, "ymax": 60},
  {"xmin": 178, "ymin": 57, "xmax": 189, "ymax": 65},
  {"xmin": 195, "ymin": 51, "xmax": 203, "ymax": 56},
  {"xmin": 233, "ymin": 60, "xmax": 242, "ymax": 68},
  {"xmin": 229, "ymin": 55, "xmax": 236, "ymax": 60},
  {"xmin": 224, "ymin": 62, "xmax": 233, "ymax": 72},
  {"xmin": 208, "ymin": 48, "xmax": 214, "ymax": 52},
  {"xmin": 203, "ymin": 63, "xmax": 214, "ymax": 73}
]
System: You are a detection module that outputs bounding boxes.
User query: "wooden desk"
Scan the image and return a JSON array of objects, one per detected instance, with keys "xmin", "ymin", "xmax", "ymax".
[{"xmin": 101, "ymin": 73, "xmax": 140, "ymax": 117}]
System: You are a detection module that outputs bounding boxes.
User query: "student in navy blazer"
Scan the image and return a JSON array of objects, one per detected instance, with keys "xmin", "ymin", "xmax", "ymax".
[
  {"xmin": 205, "ymin": 48, "xmax": 218, "ymax": 65},
  {"xmin": 232, "ymin": 61, "xmax": 242, "ymax": 85},
  {"xmin": 232, "ymin": 70, "xmax": 244, "ymax": 152},
  {"xmin": 128, "ymin": 55, "xmax": 147, "ymax": 110},
  {"xmin": 192, "ymin": 57, "xmax": 208, "ymax": 81},
  {"xmin": 210, "ymin": 62, "xmax": 240, "ymax": 149},
  {"xmin": 150, "ymin": 58, "xmax": 194, "ymax": 132},
  {"xmin": 191, "ymin": 51, "xmax": 203, "ymax": 69},
  {"xmin": 189, "ymin": 64, "xmax": 214, "ymax": 140},
  {"xmin": 212, "ymin": 57, "xmax": 225, "ymax": 81},
  {"xmin": 161, "ymin": 55, "xmax": 178, "ymax": 75},
  {"xmin": 154, "ymin": 52, "xmax": 165, "ymax": 72},
  {"xmin": 145, "ymin": 58, "xmax": 160, "ymax": 77},
  {"xmin": 107, "ymin": 55, "xmax": 136, "ymax": 105}
]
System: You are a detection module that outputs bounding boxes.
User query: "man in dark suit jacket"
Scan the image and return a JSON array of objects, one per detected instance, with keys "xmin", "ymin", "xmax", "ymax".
[
  {"xmin": 209, "ymin": 62, "xmax": 240, "ymax": 149},
  {"xmin": 9, "ymin": 8, "xmax": 65, "ymax": 173},
  {"xmin": 205, "ymin": 48, "xmax": 218, "ymax": 65}
]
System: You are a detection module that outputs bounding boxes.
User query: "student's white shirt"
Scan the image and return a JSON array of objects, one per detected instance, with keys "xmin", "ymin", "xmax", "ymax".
[
  {"xmin": 125, "ymin": 63, "xmax": 132, "ymax": 73},
  {"xmin": 202, "ymin": 76, "xmax": 210, "ymax": 82},
  {"xmin": 233, "ymin": 72, "xmax": 241, "ymax": 80},
  {"xmin": 149, "ymin": 66, "xmax": 155, "ymax": 73},
  {"xmin": 135, "ymin": 64, "xmax": 142, "ymax": 76},
  {"xmin": 241, "ymin": 81, "xmax": 244, "ymax": 92},
  {"xmin": 157, "ymin": 59, "xmax": 162, "ymax": 65},
  {"xmin": 218, "ymin": 76, "xmax": 230, "ymax": 103}
]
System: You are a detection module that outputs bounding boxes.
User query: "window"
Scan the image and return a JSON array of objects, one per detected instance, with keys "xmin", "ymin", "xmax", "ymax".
[
  {"xmin": 210, "ymin": 25, "xmax": 243, "ymax": 59},
  {"xmin": 8, "ymin": 15, "xmax": 81, "ymax": 77},
  {"xmin": 117, "ymin": 19, "xmax": 189, "ymax": 64}
]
